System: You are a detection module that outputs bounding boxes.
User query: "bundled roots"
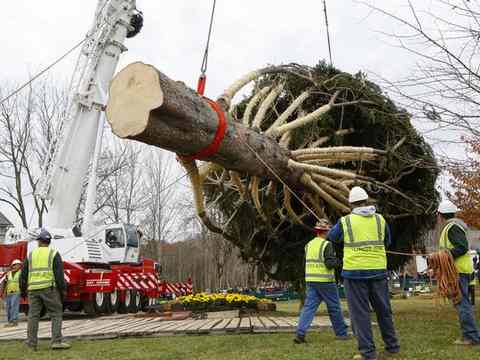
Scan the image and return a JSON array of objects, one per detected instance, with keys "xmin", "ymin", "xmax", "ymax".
[{"xmin": 428, "ymin": 250, "xmax": 462, "ymax": 304}]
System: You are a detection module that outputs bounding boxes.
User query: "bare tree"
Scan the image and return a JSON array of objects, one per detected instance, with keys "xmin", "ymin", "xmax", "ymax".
[
  {"xmin": 95, "ymin": 139, "xmax": 148, "ymax": 224},
  {"xmin": 0, "ymin": 82, "xmax": 62, "ymax": 227},
  {"xmin": 360, "ymin": 0, "xmax": 480, "ymax": 142}
]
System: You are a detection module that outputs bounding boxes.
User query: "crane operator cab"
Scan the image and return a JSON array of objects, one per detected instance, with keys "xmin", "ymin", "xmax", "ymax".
[{"xmin": 103, "ymin": 224, "xmax": 140, "ymax": 264}]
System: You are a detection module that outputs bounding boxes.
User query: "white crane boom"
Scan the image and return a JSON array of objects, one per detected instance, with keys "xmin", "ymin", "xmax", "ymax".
[{"xmin": 37, "ymin": 0, "xmax": 139, "ymax": 230}]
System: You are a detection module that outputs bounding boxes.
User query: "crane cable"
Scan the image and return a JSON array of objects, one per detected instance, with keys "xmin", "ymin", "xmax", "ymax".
[
  {"xmin": 322, "ymin": 0, "xmax": 333, "ymax": 66},
  {"xmin": 196, "ymin": 0, "xmax": 217, "ymax": 95},
  {"xmin": 0, "ymin": 1, "xmax": 111, "ymax": 107},
  {"xmin": 0, "ymin": 39, "xmax": 87, "ymax": 106}
]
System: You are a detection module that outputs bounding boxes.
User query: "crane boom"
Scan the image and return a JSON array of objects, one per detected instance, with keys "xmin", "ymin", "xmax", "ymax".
[{"xmin": 37, "ymin": 0, "xmax": 139, "ymax": 230}]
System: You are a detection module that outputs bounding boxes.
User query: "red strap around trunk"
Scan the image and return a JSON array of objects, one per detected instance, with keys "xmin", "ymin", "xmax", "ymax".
[{"xmin": 179, "ymin": 97, "xmax": 227, "ymax": 161}]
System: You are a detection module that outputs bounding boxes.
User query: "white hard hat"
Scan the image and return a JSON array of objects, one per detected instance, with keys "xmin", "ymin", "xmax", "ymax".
[
  {"xmin": 349, "ymin": 186, "xmax": 369, "ymax": 203},
  {"xmin": 438, "ymin": 200, "xmax": 458, "ymax": 214},
  {"xmin": 11, "ymin": 259, "xmax": 22, "ymax": 266}
]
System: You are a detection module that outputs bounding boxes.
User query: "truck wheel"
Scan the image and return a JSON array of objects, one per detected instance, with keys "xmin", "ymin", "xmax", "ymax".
[
  {"xmin": 129, "ymin": 290, "xmax": 141, "ymax": 313},
  {"xmin": 140, "ymin": 295, "xmax": 150, "ymax": 312},
  {"xmin": 118, "ymin": 290, "xmax": 132, "ymax": 314},
  {"xmin": 108, "ymin": 291, "xmax": 120, "ymax": 314},
  {"xmin": 84, "ymin": 293, "xmax": 107, "ymax": 315}
]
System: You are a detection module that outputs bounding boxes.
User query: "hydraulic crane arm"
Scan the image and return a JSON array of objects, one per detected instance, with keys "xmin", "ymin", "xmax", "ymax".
[{"xmin": 36, "ymin": 0, "xmax": 142, "ymax": 231}]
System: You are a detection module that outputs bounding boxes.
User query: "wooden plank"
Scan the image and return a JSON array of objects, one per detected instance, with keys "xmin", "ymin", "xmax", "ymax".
[
  {"xmin": 281, "ymin": 317, "xmax": 298, "ymax": 327},
  {"xmin": 250, "ymin": 317, "xmax": 265, "ymax": 330},
  {"xmin": 211, "ymin": 318, "xmax": 231, "ymax": 331},
  {"xmin": 185, "ymin": 319, "xmax": 211, "ymax": 333},
  {"xmin": 101, "ymin": 318, "xmax": 151, "ymax": 335},
  {"xmin": 142, "ymin": 320, "xmax": 180, "ymax": 333},
  {"xmin": 72, "ymin": 319, "xmax": 127, "ymax": 335},
  {"xmin": 258, "ymin": 317, "xmax": 277, "ymax": 329},
  {"xmin": 269, "ymin": 317, "xmax": 292, "ymax": 329},
  {"xmin": 224, "ymin": 317, "xmax": 240, "ymax": 332},
  {"xmin": 172, "ymin": 319, "xmax": 201, "ymax": 332},
  {"xmin": 197, "ymin": 319, "xmax": 221, "ymax": 333},
  {"xmin": 311, "ymin": 316, "xmax": 331, "ymax": 328},
  {"xmin": 238, "ymin": 317, "xmax": 251, "ymax": 332},
  {"xmin": 117, "ymin": 319, "xmax": 155, "ymax": 334}
]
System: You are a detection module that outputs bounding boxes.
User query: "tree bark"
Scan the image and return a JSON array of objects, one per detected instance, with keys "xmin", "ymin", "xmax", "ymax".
[{"xmin": 106, "ymin": 62, "xmax": 303, "ymax": 187}]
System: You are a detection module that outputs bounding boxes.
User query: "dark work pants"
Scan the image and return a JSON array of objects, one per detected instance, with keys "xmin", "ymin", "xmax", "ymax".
[
  {"xmin": 455, "ymin": 274, "xmax": 480, "ymax": 343},
  {"xmin": 344, "ymin": 278, "xmax": 400, "ymax": 360},
  {"xmin": 468, "ymin": 285, "xmax": 475, "ymax": 306},
  {"xmin": 296, "ymin": 282, "xmax": 348, "ymax": 338},
  {"xmin": 27, "ymin": 288, "xmax": 63, "ymax": 346}
]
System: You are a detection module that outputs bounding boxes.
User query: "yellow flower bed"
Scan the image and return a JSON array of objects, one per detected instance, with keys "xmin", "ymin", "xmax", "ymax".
[{"xmin": 178, "ymin": 292, "xmax": 269, "ymax": 310}]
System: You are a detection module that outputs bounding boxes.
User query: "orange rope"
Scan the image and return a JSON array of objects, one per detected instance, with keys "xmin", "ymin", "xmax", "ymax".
[{"xmin": 428, "ymin": 250, "xmax": 462, "ymax": 304}]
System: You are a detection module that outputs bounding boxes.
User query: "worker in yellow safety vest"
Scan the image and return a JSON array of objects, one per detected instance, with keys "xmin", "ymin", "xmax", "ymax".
[
  {"xmin": 327, "ymin": 187, "xmax": 400, "ymax": 360},
  {"xmin": 2, "ymin": 259, "xmax": 23, "ymax": 327},
  {"xmin": 294, "ymin": 219, "xmax": 349, "ymax": 344},
  {"xmin": 19, "ymin": 229, "xmax": 70, "ymax": 351},
  {"xmin": 435, "ymin": 200, "xmax": 480, "ymax": 346}
]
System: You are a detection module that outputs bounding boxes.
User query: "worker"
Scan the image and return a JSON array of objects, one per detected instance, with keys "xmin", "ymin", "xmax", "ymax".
[
  {"xmin": 327, "ymin": 186, "xmax": 400, "ymax": 360},
  {"xmin": 294, "ymin": 219, "xmax": 349, "ymax": 344},
  {"xmin": 2, "ymin": 259, "xmax": 23, "ymax": 327},
  {"xmin": 436, "ymin": 200, "xmax": 480, "ymax": 345},
  {"xmin": 19, "ymin": 229, "xmax": 70, "ymax": 351}
]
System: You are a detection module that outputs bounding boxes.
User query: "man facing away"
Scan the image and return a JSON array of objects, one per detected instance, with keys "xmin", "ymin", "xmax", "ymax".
[
  {"xmin": 2, "ymin": 259, "xmax": 23, "ymax": 327},
  {"xmin": 435, "ymin": 200, "xmax": 480, "ymax": 346},
  {"xmin": 19, "ymin": 229, "xmax": 70, "ymax": 351},
  {"xmin": 327, "ymin": 186, "xmax": 400, "ymax": 360},
  {"xmin": 294, "ymin": 219, "xmax": 349, "ymax": 344}
]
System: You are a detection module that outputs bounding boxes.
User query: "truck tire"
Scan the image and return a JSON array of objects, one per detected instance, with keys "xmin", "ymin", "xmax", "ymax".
[
  {"xmin": 140, "ymin": 295, "xmax": 150, "ymax": 312},
  {"xmin": 118, "ymin": 290, "xmax": 132, "ymax": 314},
  {"xmin": 84, "ymin": 293, "xmax": 107, "ymax": 315},
  {"xmin": 129, "ymin": 290, "xmax": 141, "ymax": 313},
  {"xmin": 108, "ymin": 291, "xmax": 120, "ymax": 314}
]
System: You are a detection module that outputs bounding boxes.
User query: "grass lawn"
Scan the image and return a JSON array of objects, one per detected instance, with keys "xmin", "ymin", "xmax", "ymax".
[{"xmin": 1, "ymin": 297, "xmax": 479, "ymax": 360}]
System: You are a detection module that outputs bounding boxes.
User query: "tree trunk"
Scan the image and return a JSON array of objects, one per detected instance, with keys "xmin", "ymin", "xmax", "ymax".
[{"xmin": 106, "ymin": 62, "xmax": 303, "ymax": 187}]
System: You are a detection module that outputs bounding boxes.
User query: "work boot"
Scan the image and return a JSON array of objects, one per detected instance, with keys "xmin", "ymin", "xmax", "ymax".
[
  {"xmin": 51, "ymin": 342, "xmax": 71, "ymax": 350},
  {"xmin": 3, "ymin": 322, "xmax": 15, "ymax": 328},
  {"xmin": 453, "ymin": 338, "xmax": 479, "ymax": 346},
  {"xmin": 293, "ymin": 335, "xmax": 306, "ymax": 344}
]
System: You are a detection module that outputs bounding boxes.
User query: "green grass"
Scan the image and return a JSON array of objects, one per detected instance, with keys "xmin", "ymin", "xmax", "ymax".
[{"xmin": 1, "ymin": 298, "xmax": 480, "ymax": 359}]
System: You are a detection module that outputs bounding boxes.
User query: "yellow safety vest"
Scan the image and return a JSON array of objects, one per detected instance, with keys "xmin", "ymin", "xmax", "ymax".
[
  {"xmin": 439, "ymin": 221, "xmax": 474, "ymax": 274},
  {"xmin": 28, "ymin": 247, "xmax": 57, "ymax": 291},
  {"xmin": 305, "ymin": 237, "xmax": 335, "ymax": 282},
  {"xmin": 341, "ymin": 213, "xmax": 387, "ymax": 271},
  {"xmin": 6, "ymin": 271, "xmax": 20, "ymax": 294}
]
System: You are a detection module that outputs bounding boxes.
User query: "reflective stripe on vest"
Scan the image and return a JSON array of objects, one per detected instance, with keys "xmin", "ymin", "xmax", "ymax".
[
  {"xmin": 341, "ymin": 213, "xmax": 387, "ymax": 271},
  {"xmin": 28, "ymin": 247, "xmax": 57, "ymax": 291},
  {"xmin": 305, "ymin": 237, "xmax": 335, "ymax": 282},
  {"xmin": 6, "ymin": 271, "xmax": 20, "ymax": 294},
  {"xmin": 439, "ymin": 221, "xmax": 474, "ymax": 274}
]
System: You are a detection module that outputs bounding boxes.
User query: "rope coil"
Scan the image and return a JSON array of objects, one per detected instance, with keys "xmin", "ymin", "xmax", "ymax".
[{"xmin": 428, "ymin": 250, "xmax": 462, "ymax": 304}]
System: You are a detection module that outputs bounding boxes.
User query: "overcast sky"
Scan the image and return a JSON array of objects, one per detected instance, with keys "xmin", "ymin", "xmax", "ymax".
[{"xmin": 0, "ymin": 0, "xmax": 456, "ymax": 226}]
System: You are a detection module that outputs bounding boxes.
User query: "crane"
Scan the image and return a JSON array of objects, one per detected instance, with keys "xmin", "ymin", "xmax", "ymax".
[
  {"xmin": 4, "ymin": 0, "xmax": 144, "ymax": 265},
  {"xmin": 1, "ymin": 0, "xmax": 193, "ymax": 316}
]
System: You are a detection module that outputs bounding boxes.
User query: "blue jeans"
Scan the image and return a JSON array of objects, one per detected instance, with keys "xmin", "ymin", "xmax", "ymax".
[
  {"xmin": 455, "ymin": 274, "xmax": 480, "ymax": 343},
  {"xmin": 5, "ymin": 293, "xmax": 20, "ymax": 323},
  {"xmin": 344, "ymin": 278, "xmax": 400, "ymax": 360},
  {"xmin": 296, "ymin": 282, "xmax": 348, "ymax": 337}
]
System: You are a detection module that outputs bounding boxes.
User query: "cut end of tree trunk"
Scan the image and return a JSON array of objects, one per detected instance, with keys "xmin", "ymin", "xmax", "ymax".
[{"xmin": 106, "ymin": 62, "xmax": 164, "ymax": 138}]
